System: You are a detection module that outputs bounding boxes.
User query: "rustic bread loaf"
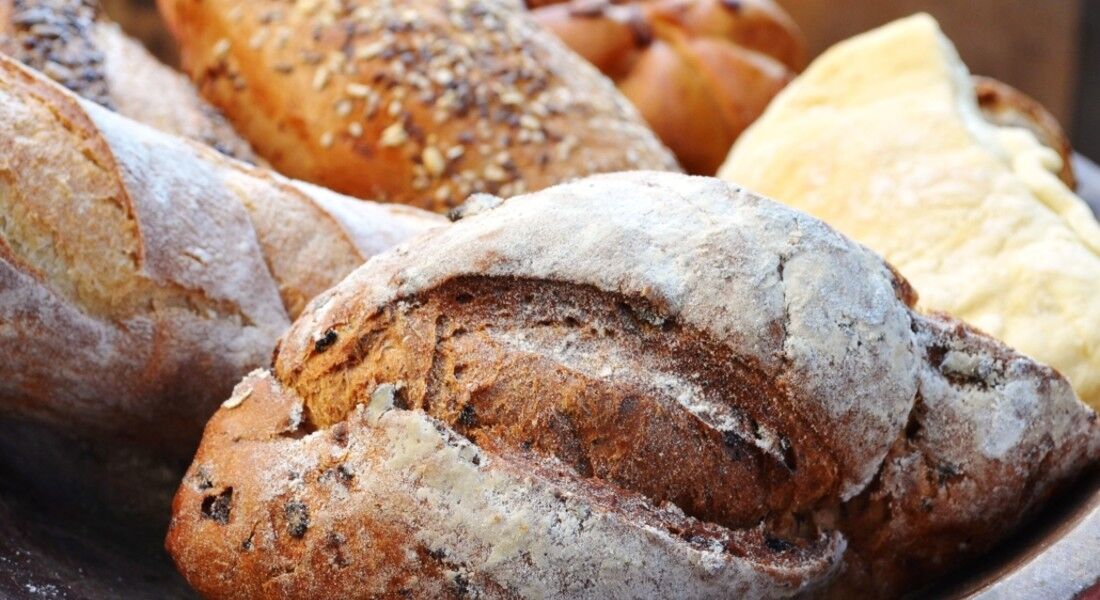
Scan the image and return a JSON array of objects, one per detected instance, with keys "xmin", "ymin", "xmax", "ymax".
[
  {"xmin": 0, "ymin": 0, "xmax": 258, "ymax": 160},
  {"xmin": 156, "ymin": 0, "xmax": 679, "ymax": 211},
  {"xmin": 0, "ymin": 55, "xmax": 442, "ymax": 450},
  {"xmin": 720, "ymin": 15, "xmax": 1100, "ymax": 412},
  {"xmin": 166, "ymin": 172, "xmax": 1099, "ymax": 597},
  {"xmin": 528, "ymin": 0, "xmax": 804, "ymax": 174}
]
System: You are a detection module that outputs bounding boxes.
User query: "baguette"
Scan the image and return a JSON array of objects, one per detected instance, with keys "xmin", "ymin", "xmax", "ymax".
[
  {"xmin": 156, "ymin": 0, "xmax": 680, "ymax": 210},
  {"xmin": 0, "ymin": 54, "xmax": 443, "ymax": 450},
  {"xmin": 0, "ymin": 0, "xmax": 257, "ymax": 160},
  {"xmin": 166, "ymin": 172, "xmax": 1098, "ymax": 597}
]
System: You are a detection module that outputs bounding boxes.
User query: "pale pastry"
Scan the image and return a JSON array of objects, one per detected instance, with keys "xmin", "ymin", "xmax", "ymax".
[{"xmin": 719, "ymin": 14, "xmax": 1100, "ymax": 410}]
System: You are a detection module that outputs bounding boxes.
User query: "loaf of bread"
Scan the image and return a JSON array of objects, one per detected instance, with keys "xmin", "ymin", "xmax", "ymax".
[
  {"xmin": 528, "ymin": 0, "xmax": 804, "ymax": 175},
  {"xmin": 156, "ymin": 0, "xmax": 679, "ymax": 211},
  {"xmin": 0, "ymin": 54, "xmax": 443, "ymax": 451},
  {"xmin": 166, "ymin": 172, "xmax": 1098, "ymax": 597},
  {"xmin": 720, "ymin": 15, "xmax": 1100, "ymax": 412},
  {"xmin": 0, "ymin": 0, "xmax": 258, "ymax": 160}
]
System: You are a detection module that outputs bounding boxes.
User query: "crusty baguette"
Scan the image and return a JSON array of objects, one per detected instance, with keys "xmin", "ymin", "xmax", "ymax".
[
  {"xmin": 0, "ymin": 0, "xmax": 257, "ymax": 161},
  {"xmin": 156, "ymin": 0, "xmax": 680, "ymax": 210},
  {"xmin": 528, "ymin": 0, "xmax": 805, "ymax": 174},
  {"xmin": 0, "ymin": 54, "xmax": 443, "ymax": 451},
  {"xmin": 166, "ymin": 172, "xmax": 1098, "ymax": 597}
]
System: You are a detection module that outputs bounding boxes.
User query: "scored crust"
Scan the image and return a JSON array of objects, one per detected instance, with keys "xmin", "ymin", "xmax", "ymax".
[
  {"xmin": 168, "ymin": 172, "xmax": 1098, "ymax": 597},
  {"xmin": 0, "ymin": 55, "xmax": 442, "ymax": 448}
]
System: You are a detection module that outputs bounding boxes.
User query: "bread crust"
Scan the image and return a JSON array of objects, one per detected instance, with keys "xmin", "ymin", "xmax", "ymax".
[
  {"xmin": 167, "ymin": 172, "xmax": 1099, "ymax": 596},
  {"xmin": 156, "ymin": 0, "xmax": 679, "ymax": 210},
  {"xmin": 529, "ymin": 0, "xmax": 804, "ymax": 174},
  {"xmin": 974, "ymin": 75, "xmax": 1076, "ymax": 189},
  {"xmin": 0, "ymin": 0, "xmax": 259, "ymax": 160},
  {"xmin": 0, "ymin": 55, "xmax": 442, "ymax": 449}
]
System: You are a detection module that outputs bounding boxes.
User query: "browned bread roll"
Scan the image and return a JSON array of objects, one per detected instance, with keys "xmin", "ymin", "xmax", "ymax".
[
  {"xmin": 0, "ymin": 54, "xmax": 443, "ymax": 451},
  {"xmin": 974, "ymin": 75, "xmax": 1076, "ymax": 189},
  {"xmin": 166, "ymin": 172, "xmax": 1099, "ymax": 597},
  {"xmin": 0, "ymin": 0, "xmax": 259, "ymax": 160},
  {"xmin": 155, "ymin": 0, "xmax": 679, "ymax": 211},
  {"xmin": 529, "ymin": 0, "xmax": 805, "ymax": 175}
]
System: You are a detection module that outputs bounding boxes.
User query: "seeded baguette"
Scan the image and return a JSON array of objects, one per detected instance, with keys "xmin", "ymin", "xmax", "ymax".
[
  {"xmin": 156, "ymin": 0, "xmax": 680, "ymax": 211},
  {"xmin": 0, "ymin": 55, "xmax": 443, "ymax": 450},
  {"xmin": 167, "ymin": 172, "xmax": 1099, "ymax": 597},
  {"xmin": 0, "ymin": 0, "xmax": 259, "ymax": 160}
]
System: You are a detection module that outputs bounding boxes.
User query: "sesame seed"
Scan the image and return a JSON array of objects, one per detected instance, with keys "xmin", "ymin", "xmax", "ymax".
[
  {"xmin": 346, "ymin": 83, "xmax": 370, "ymax": 98},
  {"xmin": 348, "ymin": 122, "xmax": 364, "ymax": 137},
  {"xmin": 248, "ymin": 30, "xmax": 268, "ymax": 50},
  {"xmin": 213, "ymin": 38, "xmax": 231, "ymax": 59},
  {"xmin": 483, "ymin": 164, "xmax": 508, "ymax": 182},
  {"xmin": 312, "ymin": 67, "xmax": 331, "ymax": 90},
  {"xmin": 519, "ymin": 114, "xmax": 540, "ymax": 130},
  {"xmin": 356, "ymin": 43, "xmax": 385, "ymax": 60},
  {"xmin": 335, "ymin": 99, "xmax": 352, "ymax": 117},
  {"xmin": 422, "ymin": 147, "xmax": 445, "ymax": 177},
  {"xmin": 446, "ymin": 146, "xmax": 465, "ymax": 160},
  {"xmin": 319, "ymin": 131, "xmax": 334, "ymax": 147},
  {"xmin": 379, "ymin": 122, "xmax": 408, "ymax": 147}
]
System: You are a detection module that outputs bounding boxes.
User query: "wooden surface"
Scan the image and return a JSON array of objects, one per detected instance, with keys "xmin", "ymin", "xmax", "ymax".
[{"xmin": 777, "ymin": 0, "xmax": 1082, "ymax": 124}]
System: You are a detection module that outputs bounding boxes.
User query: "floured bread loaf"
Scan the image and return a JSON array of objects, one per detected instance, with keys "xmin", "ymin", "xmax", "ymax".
[
  {"xmin": 166, "ymin": 172, "xmax": 1098, "ymax": 597},
  {"xmin": 0, "ymin": 55, "xmax": 442, "ymax": 450},
  {"xmin": 719, "ymin": 15, "xmax": 1100, "ymax": 411}
]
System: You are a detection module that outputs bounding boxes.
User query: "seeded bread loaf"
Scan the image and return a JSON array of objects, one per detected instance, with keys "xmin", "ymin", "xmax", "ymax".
[
  {"xmin": 0, "ymin": 55, "xmax": 443, "ymax": 450},
  {"xmin": 156, "ymin": 0, "xmax": 679, "ymax": 211},
  {"xmin": 166, "ymin": 172, "xmax": 1099, "ymax": 597},
  {"xmin": 528, "ymin": 0, "xmax": 804, "ymax": 174},
  {"xmin": 0, "ymin": 0, "xmax": 258, "ymax": 160}
]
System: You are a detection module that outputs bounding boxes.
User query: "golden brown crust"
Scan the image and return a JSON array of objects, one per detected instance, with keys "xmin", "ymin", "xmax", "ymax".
[
  {"xmin": 974, "ymin": 75, "xmax": 1075, "ymax": 189},
  {"xmin": 0, "ymin": 55, "xmax": 442, "ymax": 450},
  {"xmin": 0, "ymin": 0, "xmax": 258, "ymax": 160},
  {"xmin": 167, "ymin": 172, "xmax": 1099, "ymax": 596},
  {"xmin": 529, "ymin": 0, "xmax": 804, "ymax": 174},
  {"xmin": 156, "ymin": 0, "xmax": 679, "ymax": 211}
]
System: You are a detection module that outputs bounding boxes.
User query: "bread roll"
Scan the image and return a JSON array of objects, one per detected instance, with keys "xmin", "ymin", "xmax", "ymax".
[
  {"xmin": 720, "ymin": 15, "xmax": 1100, "ymax": 412},
  {"xmin": 156, "ymin": 0, "xmax": 679, "ymax": 210},
  {"xmin": 166, "ymin": 172, "xmax": 1098, "ymax": 597},
  {"xmin": 529, "ymin": 0, "xmax": 804, "ymax": 175},
  {"xmin": 0, "ymin": 55, "xmax": 443, "ymax": 451},
  {"xmin": 0, "ymin": 0, "xmax": 258, "ymax": 160}
]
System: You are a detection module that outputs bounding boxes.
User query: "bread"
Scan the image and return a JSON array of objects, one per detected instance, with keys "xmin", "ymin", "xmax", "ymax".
[
  {"xmin": 720, "ymin": 15, "xmax": 1100, "ymax": 412},
  {"xmin": 528, "ymin": 0, "xmax": 804, "ymax": 175},
  {"xmin": 155, "ymin": 0, "xmax": 679, "ymax": 211},
  {"xmin": 0, "ymin": 0, "xmax": 258, "ymax": 160},
  {"xmin": 165, "ymin": 172, "xmax": 1099, "ymax": 597},
  {"xmin": 974, "ymin": 75, "xmax": 1076, "ymax": 189},
  {"xmin": 0, "ymin": 54, "xmax": 443, "ymax": 451}
]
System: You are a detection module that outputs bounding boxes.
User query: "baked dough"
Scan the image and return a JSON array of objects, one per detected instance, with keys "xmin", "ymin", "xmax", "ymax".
[{"xmin": 719, "ymin": 14, "xmax": 1100, "ymax": 410}]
